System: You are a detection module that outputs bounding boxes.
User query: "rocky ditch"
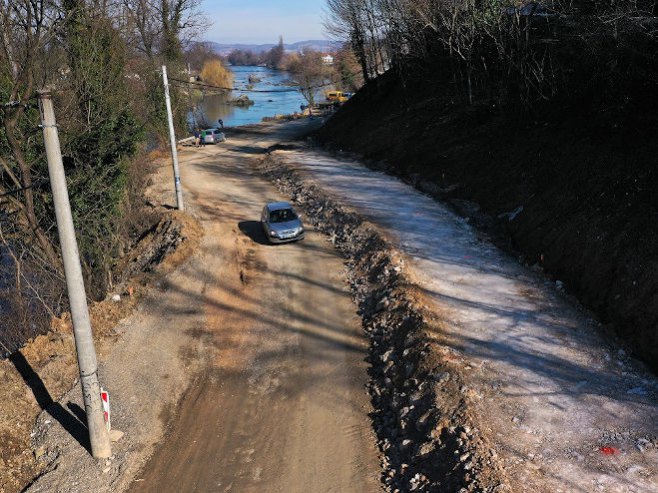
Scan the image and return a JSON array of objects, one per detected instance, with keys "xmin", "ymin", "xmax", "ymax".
[{"xmin": 257, "ymin": 150, "xmax": 508, "ymax": 492}]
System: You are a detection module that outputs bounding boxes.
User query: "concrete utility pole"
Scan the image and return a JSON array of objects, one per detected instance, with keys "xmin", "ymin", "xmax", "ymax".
[
  {"xmin": 38, "ymin": 90, "xmax": 111, "ymax": 459},
  {"xmin": 162, "ymin": 65, "xmax": 185, "ymax": 211}
]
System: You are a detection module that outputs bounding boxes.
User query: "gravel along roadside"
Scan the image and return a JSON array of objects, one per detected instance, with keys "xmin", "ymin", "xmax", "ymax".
[
  {"xmin": 257, "ymin": 152, "xmax": 507, "ymax": 492},
  {"xmin": 258, "ymin": 145, "xmax": 658, "ymax": 492}
]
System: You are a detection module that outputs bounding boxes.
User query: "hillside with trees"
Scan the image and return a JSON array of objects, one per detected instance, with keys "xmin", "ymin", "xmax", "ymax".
[
  {"xmin": 319, "ymin": 0, "xmax": 658, "ymax": 371},
  {"xmin": 0, "ymin": 0, "xmax": 205, "ymax": 356}
]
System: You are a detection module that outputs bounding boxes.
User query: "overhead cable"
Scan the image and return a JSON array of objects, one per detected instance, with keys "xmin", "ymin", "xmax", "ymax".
[{"xmin": 168, "ymin": 77, "xmax": 335, "ymax": 93}]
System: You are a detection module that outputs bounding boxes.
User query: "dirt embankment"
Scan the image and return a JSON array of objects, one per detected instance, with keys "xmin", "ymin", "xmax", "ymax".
[
  {"xmin": 315, "ymin": 72, "xmax": 658, "ymax": 373},
  {"xmin": 0, "ymin": 209, "xmax": 201, "ymax": 493},
  {"xmin": 259, "ymin": 152, "xmax": 507, "ymax": 492}
]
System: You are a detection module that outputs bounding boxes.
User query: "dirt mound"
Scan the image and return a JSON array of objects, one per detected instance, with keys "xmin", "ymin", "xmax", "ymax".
[
  {"xmin": 0, "ymin": 211, "xmax": 201, "ymax": 493},
  {"xmin": 116, "ymin": 211, "xmax": 202, "ymax": 283},
  {"xmin": 315, "ymin": 72, "xmax": 658, "ymax": 373},
  {"xmin": 258, "ymin": 153, "xmax": 507, "ymax": 492}
]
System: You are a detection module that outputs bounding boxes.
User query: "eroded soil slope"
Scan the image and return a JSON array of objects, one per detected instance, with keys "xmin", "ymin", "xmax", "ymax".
[
  {"xmin": 0, "ymin": 198, "xmax": 201, "ymax": 492},
  {"xmin": 316, "ymin": 72, "xmax": 658, "ymax": 372}
]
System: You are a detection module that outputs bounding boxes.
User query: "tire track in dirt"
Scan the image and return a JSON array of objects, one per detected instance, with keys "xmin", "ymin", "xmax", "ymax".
[{"xmin": 129, "ymin": 129, "xmax": 382, "ymax": 493}]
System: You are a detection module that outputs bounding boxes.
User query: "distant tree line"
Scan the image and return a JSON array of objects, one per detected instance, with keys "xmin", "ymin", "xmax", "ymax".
[
  {"xmin": 227, "ymin": 36, "xmax": 287, "ymax": 68},
  {"xmin": 227, "ymin": 49, "xmax": 263, "ymax": 66},
  {"xmin": 225, "ymin": 36, "xmax": 364, "ymax": 96},
  {"xmin": 325, "ymin": 0, "xmax": 658, "ymax": 110},
  {"xmin": 0, "ymin": 0, "xmax": 206, "ymax": 354}
]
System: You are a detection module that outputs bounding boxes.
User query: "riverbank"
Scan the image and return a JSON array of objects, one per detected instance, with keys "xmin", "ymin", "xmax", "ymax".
[{"xmin": 191, "ymin": 65, "xmax": 306, "ymax": 128}]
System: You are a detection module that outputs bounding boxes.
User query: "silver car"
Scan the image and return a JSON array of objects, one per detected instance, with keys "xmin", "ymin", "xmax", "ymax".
[
  {"xmin": 261, "ymin": 202, "xmax": 305, "ymax": 244},
  {"xmin": 202, "ymin": 128, "xmax": 225, "ymax": 144}
]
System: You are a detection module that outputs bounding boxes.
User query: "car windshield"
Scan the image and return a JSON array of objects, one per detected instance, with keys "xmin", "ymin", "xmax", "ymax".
[{"xmin": 269, "ymin": 208, "xmax": 297, "ymax": 223}]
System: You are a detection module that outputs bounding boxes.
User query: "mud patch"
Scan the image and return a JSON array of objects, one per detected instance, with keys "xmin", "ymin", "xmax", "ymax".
[{"xmin": 235, "ymin": 232, "xmax": 267, "ymax": 286}]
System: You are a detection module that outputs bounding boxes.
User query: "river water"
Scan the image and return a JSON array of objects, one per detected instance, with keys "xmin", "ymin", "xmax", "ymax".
[{"xmin": 190, "ymin": 66, "xmax": 306, "ymax": 128}]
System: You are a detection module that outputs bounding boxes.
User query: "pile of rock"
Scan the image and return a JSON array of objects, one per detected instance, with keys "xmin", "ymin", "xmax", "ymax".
[
  {"xmin": 229, "ymin": 95, "xmax": 254, "ymax": 106},
  {"xmin": 261, "ymin": 113, "xmax": 305, "ymax": 122}
]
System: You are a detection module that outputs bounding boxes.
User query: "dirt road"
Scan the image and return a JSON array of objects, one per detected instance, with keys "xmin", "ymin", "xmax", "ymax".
[
  {"xmin": 129, "ymin": 122, "xmax": 382, "ymax": 492},
  {"xmin": 24, "ymin": 120, "xmax": 657, "ymax": 493}
]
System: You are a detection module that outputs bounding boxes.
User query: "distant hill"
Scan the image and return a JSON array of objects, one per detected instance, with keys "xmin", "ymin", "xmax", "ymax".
[{"xmin": 208, "ymin": 40, "xmax": 338, "ymax": 56}]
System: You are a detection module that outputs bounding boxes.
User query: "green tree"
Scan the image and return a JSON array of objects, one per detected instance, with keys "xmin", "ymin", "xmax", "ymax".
[{"xmin": 62, "ymin": 0, "xmax": 142, "ymax": 296}]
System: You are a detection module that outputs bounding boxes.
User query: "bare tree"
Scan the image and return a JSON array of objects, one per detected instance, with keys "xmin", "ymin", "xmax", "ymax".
[
  {"xmin": 0, "ymin": 0, "xmax": 61, "ymax": 265},
  {"xmin": 0, "ymin": 0, "xmax": 67, "ymax": 355},
  {"xmin": 325, "ymin": 0, "xmax": 372, "ymax": 82},
  {"xmin": 287, "ymin": 49, "xmax": 329, "ymax": 107},
  {"xmin": 185, "ymin": 41, "xmax": 220, "ymax": 72},
  {"xmin": 120, "ymin": 0, "xmax": 208, "ymax": 62}
]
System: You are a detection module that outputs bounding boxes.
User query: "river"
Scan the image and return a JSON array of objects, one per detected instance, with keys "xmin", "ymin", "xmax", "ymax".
[{"xmin": 190, "ymin": 65, "xmax": 306, "ymax": 128}]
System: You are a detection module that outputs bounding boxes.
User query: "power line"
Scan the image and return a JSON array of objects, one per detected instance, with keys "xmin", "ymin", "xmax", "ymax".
[{"xmin": 168, "ymin": 77, "xmax": 335, "ymax": 94}]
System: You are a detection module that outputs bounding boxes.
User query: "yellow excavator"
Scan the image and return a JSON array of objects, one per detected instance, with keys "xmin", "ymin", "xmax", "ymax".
[{"xmin": 325, "ymin": 90, "xmax": 351, "ymax": 103}]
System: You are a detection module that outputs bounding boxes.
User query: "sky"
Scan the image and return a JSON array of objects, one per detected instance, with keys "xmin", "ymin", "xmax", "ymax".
[{"xmin": 201, "ymin": 0, "xmax": 328, "ymax": 44}]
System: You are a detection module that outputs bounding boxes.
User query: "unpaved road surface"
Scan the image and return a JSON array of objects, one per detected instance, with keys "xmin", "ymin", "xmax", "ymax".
[
  {"xmin": 23, "ymin": 120, "xmax": 381, "ymax": 493},
  {"xmin": 129, "ymin": 122, "xmax": 382, "ymax": 493},
  {"xmin": 269, "ymin": 148, "xmax": 658, "ymax": 492},
  {"xmin": 22, "ymin": 119, "xmax": 658, "ymax": 493}
]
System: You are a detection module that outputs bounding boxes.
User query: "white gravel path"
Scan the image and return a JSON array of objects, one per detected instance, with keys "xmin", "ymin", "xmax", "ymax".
[{"xmin": 277, "ymin": 148, "xmax": 658, "ymax": 493}]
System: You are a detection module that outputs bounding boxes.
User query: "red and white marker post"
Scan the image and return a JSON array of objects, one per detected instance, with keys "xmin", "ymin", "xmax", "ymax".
[{"xmin": 100, "ymin": 388, "xmax": 111, "ymax": 431}]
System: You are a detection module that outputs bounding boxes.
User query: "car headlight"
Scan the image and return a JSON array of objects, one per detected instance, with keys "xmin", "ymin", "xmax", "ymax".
[
  {"xmin": 269, "ymin": 230, "xmax": 279, "ymax": 237},
  {"xmin": 297, "ymin": 227, "xmax": 304, "ymax": 234}
]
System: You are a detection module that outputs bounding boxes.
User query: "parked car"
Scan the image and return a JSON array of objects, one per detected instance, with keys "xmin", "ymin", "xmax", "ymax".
[
  {"xmin": 201, "ymin": 128, "xmax": 225, "ymax": 145},
  {"xmin": 261, "ymin": 202, "xmax": 305, "ymax": 244}
]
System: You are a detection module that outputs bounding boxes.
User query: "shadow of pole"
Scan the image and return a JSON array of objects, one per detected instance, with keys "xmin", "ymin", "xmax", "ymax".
[{"xmin": 10, "ymin": 352, "xmax": 91, "ymax": 453}]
